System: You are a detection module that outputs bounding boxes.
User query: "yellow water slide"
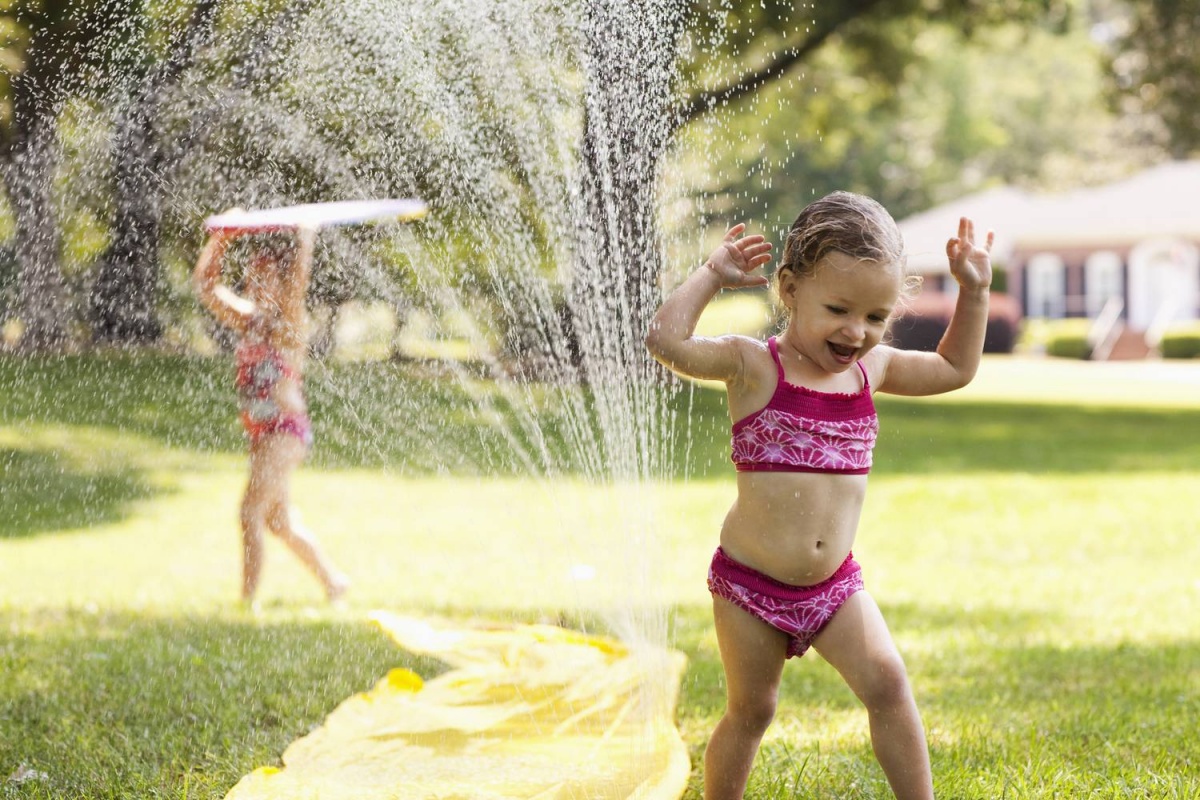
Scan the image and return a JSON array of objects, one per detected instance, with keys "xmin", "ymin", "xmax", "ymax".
[{"xmin": 224, "ymin": 612, "xmax": 690, "ymax": 800}]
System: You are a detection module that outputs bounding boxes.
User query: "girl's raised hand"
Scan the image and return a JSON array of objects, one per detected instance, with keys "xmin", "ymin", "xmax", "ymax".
[
  {"xmin": 208, "ymin": 208, "xmax": 246, "ymax": 244},
  {"xmin": 946, "ymin": 216, "xmax": 994, "ymax": 291},
  {"xmin": 295, "ymin": 224, "xmax": 318, "ymax": 247},
  {"xmin": 705, "ymin": 223, "xmax": 772, "ymax": 289}
]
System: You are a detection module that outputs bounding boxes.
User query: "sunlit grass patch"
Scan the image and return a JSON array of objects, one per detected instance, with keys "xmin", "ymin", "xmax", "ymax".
[
  {"xmin": 694, "ymin": 290, "xmax": 775, "ymax": 338},
  {"xmin": 2, "ymin": 353, "xmax": 1200, "ymax": 797},
  {"xmin": 0, "ymin": 608, "xmax": 421, "ymax": 799}
]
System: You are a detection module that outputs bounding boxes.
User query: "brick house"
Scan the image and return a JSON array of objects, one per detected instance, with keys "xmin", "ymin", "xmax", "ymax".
[{"xmin": 896, "ymin": 161, "xmax": 1200, "ymax": 359}]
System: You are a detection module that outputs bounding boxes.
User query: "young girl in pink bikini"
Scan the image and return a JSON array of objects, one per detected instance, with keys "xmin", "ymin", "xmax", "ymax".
[
  {"xmin": 194, "ymin": 224, "xmax": 350, "ymax": 607},
  {"xmin": 646, "ymin": 191, "xmax": 993, "ymax": 799}
]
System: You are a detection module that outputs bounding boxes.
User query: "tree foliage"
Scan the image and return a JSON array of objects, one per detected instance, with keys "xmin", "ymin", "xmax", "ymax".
[
  {"xmin": 0, "ymin": 0, "xmax": 1182, "ymax": 349},
  {"xmin": 677, "ymin": 0, "xmax": 1072, "ymax": 126},
  {"xmin": 669, "ymin": 0, "xmax": 1162, "ymax": 241},
  {"xmin": 1108, "ymin": 0, "xmax": 1200, "ymax": 157},
  {"xmin": 0, "ymin": 1, "xmax": 137, "ymax": 348}
]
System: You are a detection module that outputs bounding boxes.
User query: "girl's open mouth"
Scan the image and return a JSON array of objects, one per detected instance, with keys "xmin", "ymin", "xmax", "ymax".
[{"xmin": 828, "ymin": 342, "xmax": 858, "ymax": 362}]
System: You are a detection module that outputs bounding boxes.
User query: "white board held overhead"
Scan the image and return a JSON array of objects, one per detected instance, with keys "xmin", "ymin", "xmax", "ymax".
[{"xmin": 204, "ymin": 199, "xmax": 428, "ymax": 234}]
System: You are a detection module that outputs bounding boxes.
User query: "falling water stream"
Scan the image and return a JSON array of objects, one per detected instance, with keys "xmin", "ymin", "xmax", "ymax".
[
  {"xmin": 9, "ymin": 0, "xmax": 737, "ymax": 792},
  {"xmin": 125, "ymin": 0, "xmax": 697, "ymax": 646}
]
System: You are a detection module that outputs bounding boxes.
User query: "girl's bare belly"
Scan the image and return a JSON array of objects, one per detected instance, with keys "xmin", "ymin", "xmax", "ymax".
[
  {"xmin": 720, "ymin": 472, "xmax": 868, "ymax": 586},
  {"xmin": 274, "ymin": 377, "xmax": 307, "ymax": 415}
]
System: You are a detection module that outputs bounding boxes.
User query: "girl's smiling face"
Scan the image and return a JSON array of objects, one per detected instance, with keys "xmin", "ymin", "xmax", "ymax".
[{"xmin": 780, "ymin": 250, "xmax": 902, "ymax": 372}]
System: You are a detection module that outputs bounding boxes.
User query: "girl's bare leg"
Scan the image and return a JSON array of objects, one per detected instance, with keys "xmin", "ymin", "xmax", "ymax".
[
  {"xmin": 704, "ymin": 596, "xmax": 789, "ymax": 800},
  {"xmin": 265, "ymin": 501, "xmax": 349, "ymax": 599},
  {"xmin": 256, "ymin": 435, "xmax": 350, "ymax": 601},
  {"xmin": 240, "ymin": 444, "xmax": 277, "ymax": 603},
  {"xmin": 238, "ymin": 518, "xmax": 266, "ymax": 602},
  {"xmin": 812, "ymin": 591, "xmax": 934, "ymax": 800}
]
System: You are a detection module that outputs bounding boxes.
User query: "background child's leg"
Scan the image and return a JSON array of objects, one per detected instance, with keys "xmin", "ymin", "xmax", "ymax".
[
  {"xmin": 812, "ymin": 591, "xmax": 934, "ymax": 800},
  {"xmin": 266, "ymin": 501, "xmax": 349, "ymax": 600},
  {"xmin": 240, "ymin": 446, "xmax": 278, "ymax": 602},
  {"xmin": 258, "ymin": 435, "xmax": 349, "ymax": 600},
  {"xmin": 705, "ymin": 596, "xmax": 789, "ymax": 800}
]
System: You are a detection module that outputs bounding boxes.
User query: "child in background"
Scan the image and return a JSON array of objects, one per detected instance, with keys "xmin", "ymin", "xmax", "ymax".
[
  {"xmin": 194, "ymin": 223, "xmax": 350, "ymax": 607},
  {"xmin": 645, "ymin": 191, "xmax": 992, "ymax": 799}
]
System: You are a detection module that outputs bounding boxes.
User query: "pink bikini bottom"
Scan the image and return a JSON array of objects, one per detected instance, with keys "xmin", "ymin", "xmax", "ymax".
[
  {"xmin": 707, "ymin": 546, "xmax": 864, "ymax": 659},
  {"xmin": 241, "ymin": 411, "xmax": 313, "ymax": 449}
]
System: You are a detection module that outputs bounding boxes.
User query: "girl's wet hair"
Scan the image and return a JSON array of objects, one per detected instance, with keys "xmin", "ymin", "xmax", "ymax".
[
  {"xmin": 776, "ymin": 191, "xmax": 906, "ymax": 284},
  {"xmin": 249, "ymin": 234, "xmax": 298, "ymax": 272}
]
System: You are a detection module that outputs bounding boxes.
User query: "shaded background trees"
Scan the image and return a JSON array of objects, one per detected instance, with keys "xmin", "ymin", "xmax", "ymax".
[
  {"xmin": 0, "ymin": 0, "xmax": 1192, "ymax": 352},
  {"xmin": 1107, "ymin": 0, "xmax": 1200, "ymax": 157},
  {"xmin": 0, "ymin": 0, "xmax": 134, "ymax": 349},
  {"xmin": 674, "ymin": 0, "xmax": 1168, "ymax": 237}
]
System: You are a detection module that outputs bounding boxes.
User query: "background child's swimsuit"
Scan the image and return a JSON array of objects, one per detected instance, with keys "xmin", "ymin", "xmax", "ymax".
[
  {"xmin": 235, "ymin": 339, "xmax": 313, "ymax": 448},
  {"xmin": 731, "ymin": 337, "xmax": 877, "ymax": 474}
]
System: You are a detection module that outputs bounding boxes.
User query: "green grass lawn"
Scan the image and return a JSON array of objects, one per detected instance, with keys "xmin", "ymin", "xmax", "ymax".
[{"xmin": 2, "ymin": 352, "xmax": 1199, "ymax": 799}]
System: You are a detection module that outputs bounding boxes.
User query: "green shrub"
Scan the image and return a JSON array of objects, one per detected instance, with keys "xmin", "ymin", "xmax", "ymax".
[
  {"xmin": 1022, "ymin": 318, "xmax": 1093, "ymax": 359},
  {"xmin": 1160, "ymin": 324, "xmax": 1200, "ymax": 359},
  {"xmin": 1046, "ymin": 334, "xmax": 1091, "ymax": 359}
]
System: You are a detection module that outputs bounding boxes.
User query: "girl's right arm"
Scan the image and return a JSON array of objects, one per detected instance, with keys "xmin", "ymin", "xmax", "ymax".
[
  {"xmin": 193, "ymin": 230, "xmax": 254, "ymax": 332},
  {"xmin": 277, "ymin": 226, "xmax": 316, "ymax": 350},
  {"xmin": 644, "ymin": 224, "xmax": 772, "ymax": 382}
]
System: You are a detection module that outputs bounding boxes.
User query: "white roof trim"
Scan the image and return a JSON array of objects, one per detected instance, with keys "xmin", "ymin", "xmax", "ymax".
[{"xmin": 897, "ymin": 161, "xmax": 1200, "ymax": 274}]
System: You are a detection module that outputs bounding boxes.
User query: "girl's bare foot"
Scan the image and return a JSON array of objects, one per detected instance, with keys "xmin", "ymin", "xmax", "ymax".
[
  {"xmin": 327, "ymin": 574, "xmax": 351, "ymax": 604},
  {"xmin": 239, "ymin": 596, "xmax": 263, "ymax": 615}
]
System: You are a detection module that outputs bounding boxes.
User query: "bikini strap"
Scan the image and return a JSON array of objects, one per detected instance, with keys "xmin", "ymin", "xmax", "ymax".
[
  {"xmin": 772, "ymin": 336, "xmax": 871, "ymax": 393},
  {"xmin": 767, "ymin": 337, "xmax": 786, "ymax": 382},
  {"xmin": 857, "ymin": 360, "xmax": 871, "ymax": 392}
]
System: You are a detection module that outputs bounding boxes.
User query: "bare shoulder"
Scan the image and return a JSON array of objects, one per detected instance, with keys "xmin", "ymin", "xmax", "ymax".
[
  {"xmin": 861, "ymin": 345, "xmax": 899, "ymax": 393},
  {"xmin": 652, "ymin": 332, "xmax": 763, "ymax": 385},
  {"xmin": 722, "ymin": 336, "xmax": 781, "ymax": 420},
  {"xmin": 734, "ymin": 334, "xmax": 773, "ymax": 368},
  {"xmin": 867, "ymin": 343, "xmax": 970, "ymax": 397},
  {"xmin": 726, "ymin": 335, "xmax": 777, "ymax": 393}
]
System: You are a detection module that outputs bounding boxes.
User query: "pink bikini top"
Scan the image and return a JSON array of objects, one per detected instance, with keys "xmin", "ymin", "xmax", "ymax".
[
  {"xmin": 235, "ymin": 338, "xmax": 301, "ymax": 424},
  {"xmin": 731, "ymin": 337, "xmax": 878, "ymax": 475}
]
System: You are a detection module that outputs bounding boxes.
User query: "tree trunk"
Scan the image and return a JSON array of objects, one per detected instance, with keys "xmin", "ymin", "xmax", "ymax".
[
  {"xmin": 5, "ymin": 59, "xmax": 68, "ymax": 351},
  {"xmin": 570, "ymin": 2, "xmax": 686, "ymax": 370},
  {"xmin": 89, "ymin": 0, "xmax": 219, "ymax": 345},
  {"xmin": 89, "ymin": 95, "xmax": 163, "ymax": 344}
]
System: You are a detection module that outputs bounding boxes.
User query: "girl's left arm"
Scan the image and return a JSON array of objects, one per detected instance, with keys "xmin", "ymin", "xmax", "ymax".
[
  {"xmin": 644, "ymin": 224, "xmax": 772, "ymax": 383},
  {"xmin": 193, "ymin": 230, "xmax": 255, "ymax": 332},
  {"xmin": 876, "ymin": 216, "xmax": 993, "ymax": 396},
  {"xmin": 279, "ymin": 226, "xmax": 316, "ymax": 348}
]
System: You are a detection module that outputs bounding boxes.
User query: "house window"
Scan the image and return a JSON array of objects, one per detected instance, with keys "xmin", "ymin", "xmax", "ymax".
[
  {"xmin": 1026, "ymin": 253, "xmax": 1066, "ymax": 318},
  {"xmin": 1084, "ymin": 251, "xmax": 1123, "ymax": 319}
]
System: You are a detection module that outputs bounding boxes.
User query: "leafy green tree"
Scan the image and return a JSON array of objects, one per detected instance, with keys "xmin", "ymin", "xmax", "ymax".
[
  {"xmin": 0, "ymin": 1, "xmax": 113, "ymax": 349},
  {"xmin": 676, "ymin": 10, "xmax": 1155, "ymax": 238},
  {"xmin": 87, "ymin": 0, "xmax": 219, "ymax": 345},
  {"xmin": 0, "ymin": 0, "xmax": 320, "ymax": 350},
  {"xmin": 120, "ymin": 0, "xmax": 1084, "ymax": 358},
  {"xmin": 1108, "ymin": 0, "xmax": 1200, "ymax": 157},
  {"xmin": 621, "ymin": 0, "xmax": 1072, "ymax": 331},
  {"xmin": 0, "ymin": 0, "xmax": 217, "ymax": 349},
  {"xmin": 0, "ymin": 0, "xmax": 1075, "ymax": 352},
  {"xmin": 677, "ymin": 0, "xmax": 1071, "ymax": 126}
]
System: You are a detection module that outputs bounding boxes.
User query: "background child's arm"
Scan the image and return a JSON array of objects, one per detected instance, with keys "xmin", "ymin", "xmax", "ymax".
[
  {"xmin": 877, "ymin": 217, "xmax": 993, "ymax": 396},
  {"xmin": 192, "ymin": 231, "xmax": 255, "ymax": 333},
  {"xmin": 278, "ymin": 226, "xmax": 316, "ymax": 348},
  {"xmin": 645, "ymin": 224, "xmax": 772, "ymax": 383}
]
